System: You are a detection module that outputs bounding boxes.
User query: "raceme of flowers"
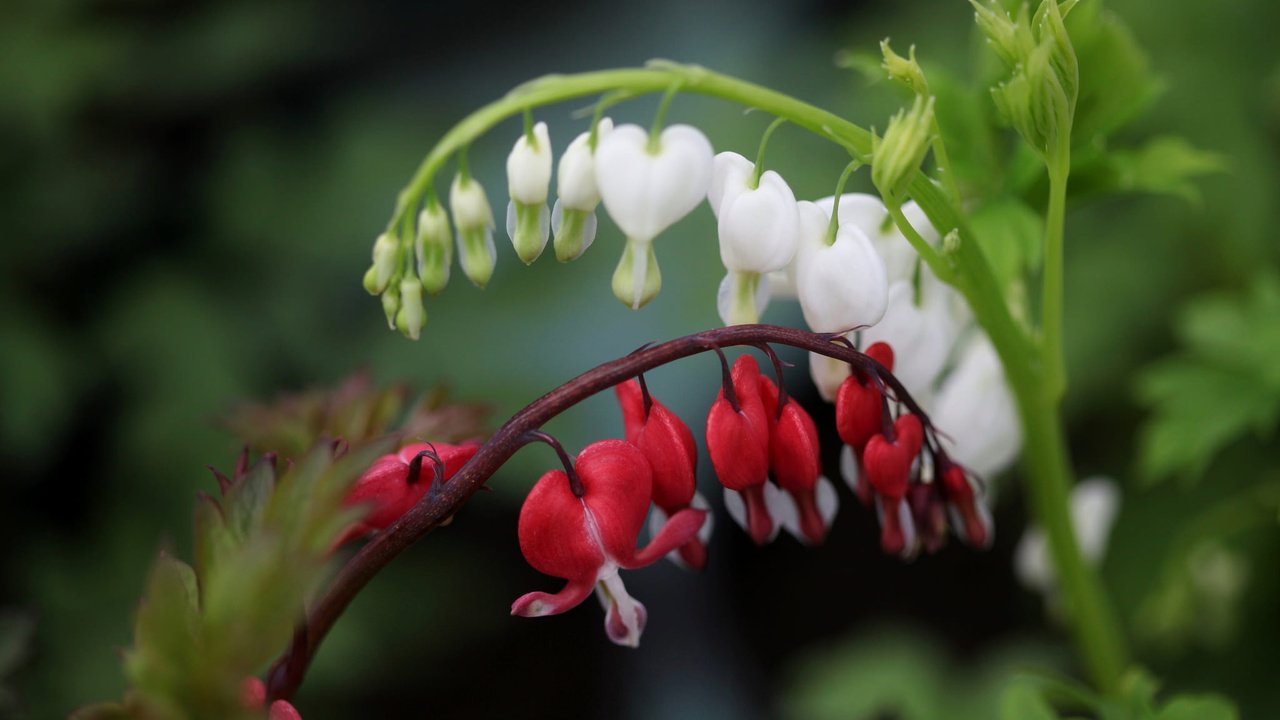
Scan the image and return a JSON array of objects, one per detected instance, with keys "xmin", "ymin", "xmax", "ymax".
[{"xmin": 355, "ymin": 115, "xmax": 1023, "ymax": 645}]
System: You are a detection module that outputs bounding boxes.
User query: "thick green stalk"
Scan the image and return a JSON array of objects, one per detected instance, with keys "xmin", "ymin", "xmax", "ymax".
[{"xmin": 1042, "ymin": 160, "xmax": 1069, "ymax": 401}]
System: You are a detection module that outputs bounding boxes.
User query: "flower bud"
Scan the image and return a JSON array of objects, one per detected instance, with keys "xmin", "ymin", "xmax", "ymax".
[
  {"xmin": 872, "ymin": 95, "xmax": 935, "ymax": 204},
  {"xmin": 506, "ymin": 122, "xmax": 553, "ymax": 265},
  {"xmin": 395, "ymin": 277, "xmax": 426, "ymax": 340},
  {"xmin": 612, "ymin": 238, "xmax": 662, "ymax": 310},
  {"xmin": 450, "ymin": 174, "xmax": 497, "ymax": 288},
  {"xmin": 380, "ymin": 287, "xmax": 400, "ymax": 330},
  {"xmin": 415, "ymin": 203, "xmax": 452, "ymax": 294},
  {"xmin": 881, "ymin": 39, "xmax": 928, "ymax": 95},
  {"xmin": 552, "ymin": 118, "xmax": 613, "ymax": 262},
  {"xmin": 363, "ymin": 232, "xmax": 400, "ymax": 295}
]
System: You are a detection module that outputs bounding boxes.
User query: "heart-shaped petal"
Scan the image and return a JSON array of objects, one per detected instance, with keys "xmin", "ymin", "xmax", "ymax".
[{"xmin": 596, "ymin": 124, "xmax": 713, "ymax": 242}]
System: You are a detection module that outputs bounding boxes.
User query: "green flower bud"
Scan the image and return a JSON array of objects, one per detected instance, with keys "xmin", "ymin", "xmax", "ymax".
[
  {"xmin": 450, "ymin": 174, "xmax": 497, "ymax": 288},
  {"xmin": 611, "ymin": 238, "xmax": 662, "ymax": 310},
  {"xmin": 880, "ymin": 40, "xmax": 928, "ymax": 96},
  {"xmin": 380, "ymin": 287, "xmax": 401, "ymax": 330},
  {"xmin": 415, "ymin": 203, "xmax": 452, "ymax": 295},
  {"xmin": 872, "ymin": 95, "xmax": 936, "ymax": 204},
  {"xmin": 970, "ymin": 0, "xmax": 1035, "ymax": 70},
  {"xmin": 395, "ymin": 277, "xmax": 426, "ymax": 340},
  {"xmin": 364, "ymin": 232, "xmax": 399, "ymax": 295},
  {"xmin": 991, "ymin": 43, "xmax": 1070, "ymax": 161}
]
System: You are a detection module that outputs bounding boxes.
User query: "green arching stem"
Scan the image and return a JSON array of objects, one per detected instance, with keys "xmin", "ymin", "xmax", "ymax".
[
  {"xmin": 382, "ymin": 62, "xmax": 1126, "ymax": 691},
  {"xmin": 824, "ymin": 160, "xmax": 863, "ymax": 245},
  {"xmin": 751, "ymin": 117, "xmax": 788, "ymax": 189}
]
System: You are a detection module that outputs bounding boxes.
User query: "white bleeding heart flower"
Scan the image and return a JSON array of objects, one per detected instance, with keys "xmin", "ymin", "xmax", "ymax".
[
  {"xmin": 707, "ymin": 151, "xmax": 753, "ymax": 219},
  {"xmin": 506, "ymin": 121, "xmax": 553, "ymax": 264},
  {"xmin": 716, "ymin": 156, "xmax": 800, "ymax": 274},
  {"xmin": 815, "ymin": 194, "xmax": 939, "ymax": 284},
  {"xmin": 596, "ymin": 123, "xmax": 714, "ymax": 242},
  {"xmin": 795, "ymin": 208, "xmax": 889, "ymax": 334},
  {"xmin": 552, "ymin": 118, "xmax": 613, "ymax": 262},
  {"xmin": 415, "ymin": 203, "xmax": 452, "ymax": 295},
  {"xmin": 596, "ymin": 123, "xmax": 713, "ymax": 307},
  {"xmin": 1015, "ymin": 477, "xmax": 1121, "ymax": 594},
  {"xmin": 860, "ymin": 278, "xmax": 965, "ymax": 396},
  {"xmin": 931, "ymin": 334, "xmax": 1022, "ymax": 479}
]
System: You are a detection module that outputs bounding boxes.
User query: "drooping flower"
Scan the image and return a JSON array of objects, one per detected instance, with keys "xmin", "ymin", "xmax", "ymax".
[
  {"xmin": 706, "ymin": 355, "xmax": 775, "ymax": 544},
  {"xmin": 414, "ymin": 202, "xmax": 452, "ymax": 294},
  {"xmin": 506, "ymin": 121, "xmax": 553, "ymax": 264},
  {"xmin": 862, "ymin": 413, "xmax": 924, "ymax": 557},
  {"xmin": 552, "ymin": 118, "xmax": 613, "ymax": 262},
  {"xmin": 930, "ymin": 334, "xmax": 1021, "ymax": 478},
  {"xmin": 615, "ymin": 378, "xmax": 711, "ymax": 570},
  {"xmin": 860, "ymin": 277, "xmax": 965, "ymax": 398},
  {"xmin": 795, "ymin": 201, "xmax": 889, "ymax": 333},
  {"xmin": 709, "ymin": 151, "xmax": 800, "ymax": 325},
  {"xmin": 595, "ymin": 123, "xmax": 713, "ymax": 308},
  {"xmin": 450, "ymin": 173, "xmax": 497, "ymax": 288},
  {"xmin": 756, "ymin": 372, "xmax": 838, "ymax": 545},
  {"xmin": 336, "ymin": 441, "xmax": 480, "ymax": 546},
  {"xmin": 511, "ymin": 440, "xmax": 707, "ymax": 647}
]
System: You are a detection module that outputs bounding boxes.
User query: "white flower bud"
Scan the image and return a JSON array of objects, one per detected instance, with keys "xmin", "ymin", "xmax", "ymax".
[
  {"xmin": 450, "ymin": 174, "xmax": 496, "ymax": 288},
  {"xmin": 930, "ymin": 334, "xmax": 1021, "ymax": 478},
  {"xmin": 415, "ymin": 204, "xmax": 452, "ymax": 295},
  {"xmin": 363, "ymin": 232, "xmax": 400, "ymax": 295},
  {"xmin": 796, "ymin": 211, "xmax": 889, "ymax": 334},
  {"xmin": 507, "ymin": 121, "xmax": 552, "ymax": 204},
  {"xmin": 395, "ymin": 277, "xmax": 426, "ymax": 340},
  {"xmin": 596, "ymin": 123, "xmax": 713, "ymax": 243},
  {"xmin": 716, "ymin": 157, "xmax": 799, "ymax": 274},
  {"xmin": 556, "ymin": 118, "xmax": 612, "ymax": 211}
]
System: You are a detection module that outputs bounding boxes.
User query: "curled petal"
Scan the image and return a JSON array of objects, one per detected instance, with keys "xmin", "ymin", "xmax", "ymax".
[
  {"xmin": 626, "ymin": 507, "xmax": 708, "ymax": 568},
  {"xmin": 511, "ymin": 575, "xmax": 597, "ymax": 618},
  {"xmin": 597, "ymin": 573, "xmax": 647, "ymax": 648},
  {"xmin": 723, "ymin": 485, "xmax": 777, "ymax": 545}
]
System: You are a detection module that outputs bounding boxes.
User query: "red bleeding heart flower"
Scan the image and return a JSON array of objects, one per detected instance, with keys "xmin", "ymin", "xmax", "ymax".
[
  {"xmin": 836, "ymin": 342, "xmax": 895, "ymax": 504},
  {"xmin": 706, "ymin": 355, "xmax": 775, "ymax": 544},
  {"xmin": 756, "ymin": 372, "xmax": 838, "ymax": 545},
  {"xmin": 862, "ymin": 412, "xmax": 923, "ymax": 557},
  {"xmin": 938, "ymin": 460, "xmax": 993, "ymax": 549},
  {"xmin": 336, "ymin": 440, "xmax": 480, "ymax": 546},
  {"xmin": 511, "ymin": 439, "xmax": 707, "ymax": 647},
  {"xmin": 615, "ymin": 378, "xmax": 711, "ymax": 570}
]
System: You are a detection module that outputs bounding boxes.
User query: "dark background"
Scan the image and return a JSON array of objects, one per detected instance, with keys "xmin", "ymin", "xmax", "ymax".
[{"xmin": 3, "ymin": 0, "xmax": 1279, "ymax": 717}]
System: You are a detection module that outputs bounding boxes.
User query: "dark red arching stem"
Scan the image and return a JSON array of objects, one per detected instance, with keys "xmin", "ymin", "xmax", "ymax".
[
  {"xmin": 524, "ymin": 430, "xmax": 584, "ymax": 497},
  {"xmin": 265, "ymin": 324, "xmax": 937, "ymax": 701}
]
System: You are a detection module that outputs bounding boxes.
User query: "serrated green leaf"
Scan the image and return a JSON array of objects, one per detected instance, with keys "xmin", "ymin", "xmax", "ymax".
[
  {"xmin": 1154, "ymin": 695, "xmax": 1238, "ymax": 720},
  {"xmin": 1138, "ymin": 273, "xmax": 1280, "ymax": 483},
  {"xmin": 223, "ymin": 457, "xmax": 276, "ymax": 543}
]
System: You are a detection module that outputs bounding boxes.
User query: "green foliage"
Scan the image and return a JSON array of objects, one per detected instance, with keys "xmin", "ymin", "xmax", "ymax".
[
  {"xmin": 1074, "ymin": 136, "xmax": 1225, "ymax": 202},
  {"xmin": 995, "ymin": 669, "xmax": 1240, "ymax": 720},
  {"xmin": 79, "ymin": 441, "xmax": 389, "ymax": 719},
  {"xmin": 1138, "ymin": 273, "xmax": 1280, "ymax": 482}
]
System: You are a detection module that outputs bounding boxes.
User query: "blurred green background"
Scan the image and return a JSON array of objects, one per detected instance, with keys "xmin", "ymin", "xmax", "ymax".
[{"xmin": 2, "ymin": 0, "xmax": 1278, "ymax": 717}]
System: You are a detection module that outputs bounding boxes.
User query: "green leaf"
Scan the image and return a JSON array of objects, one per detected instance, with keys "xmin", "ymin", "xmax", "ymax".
[
  {"xmin": 1067, "ymin": 2, "xmax": 1164, "ymax": 146},
  {"xmin": 1138, "ymin": 273, "xmax": 1280, "ymax": 482},
  {"xmin": 1102, "ymin": 137, "xmax": 1225, "ymax": 203},
  {"xmin": 1000, "ymin": 683, "xmax": 1060, "ymax": 720},
  {"xmin": 1154, "ymin": 695, "xmax": 1238, "ymax": 720}
]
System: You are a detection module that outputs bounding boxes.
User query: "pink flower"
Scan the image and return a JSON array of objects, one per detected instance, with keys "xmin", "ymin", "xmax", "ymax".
[
  {"xmin": 615, "ymin": 379, "xmax": 710, "ymax": 570},
  {"xmin": 511, "ymin": 440, "xmax": 707, "ymax": 647},
  {"xmin": 862, "ymin": 413, "xmax": 923, "ymax": 557},
  {"xmin": 757, "ymin": 374, "xmax": 838, "ymax": 545},
  {"xmin": 336, "ymin": 441, "xmax": 480, "ymax": 545}
]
